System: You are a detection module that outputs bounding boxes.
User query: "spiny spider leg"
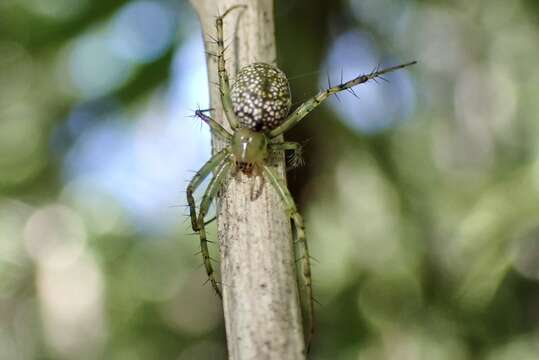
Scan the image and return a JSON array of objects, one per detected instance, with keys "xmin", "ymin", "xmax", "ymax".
[
  {"xmin": 197, "ymin": 156, "xmax": 233, "ymax": 298},
  {"xmin": 269, "ymin": 141, "xmax": 302, "ymax": 151},
  {"xmin": 270, "ymin": 142, "xmax": 304, "ymax": 168},
  {"xmin": 194, "ymin": 109, "xmax": 233, "ymax": 141},
  {"xmin": 263, "ymin": 165, "xmax": 315, "ymax": 351},
  {"xmin": 215, "ymin": 5, "xmax": 246, "ymax": 130},
  {"xmin": 268, "ymin": 61, "xmax": 417, "ymax": 137},
  {"xmin": 187, "ymin": 149, "xmax": 229, "ymax": 232}
]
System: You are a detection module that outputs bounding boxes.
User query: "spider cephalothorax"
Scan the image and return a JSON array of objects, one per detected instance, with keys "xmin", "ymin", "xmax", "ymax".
[
  {"xmin": 187, "ymin": 4, "xmax": 416, "ymax": 351},
  {"xmin": 231, "ymin": 127, "xmax": 268, "ymax": 176}
]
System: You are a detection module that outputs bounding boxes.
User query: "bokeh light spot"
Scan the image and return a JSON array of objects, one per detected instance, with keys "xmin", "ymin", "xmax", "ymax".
[
  {"xmin": 0, "ymin": 41, "xmax": 34, "ymax": 109},
  {"xmin": 0, "ymin": 112, "xmax": 47, "ymax": 186},
  {"xmin": 37, "ymin": 254, "xmax": 105, "ymax": 358},
  {"xmin": 23, "ymin": 205, "xmax": 87, "ymax": 269},
  {"xmin": 69, "ymin": 32, "xmax": 134, "ymax": 99},
  {"xmin": 0, "ymin": 199, "xmax": 33, "ymax": 298},
  {"xmin": 109, "ymin": 0, "xmax": 177, "ymax": 64}
]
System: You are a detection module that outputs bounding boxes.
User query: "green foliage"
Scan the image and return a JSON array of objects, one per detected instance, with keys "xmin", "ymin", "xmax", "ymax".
[{"xmin": 1, "ymin": 0, "xmax": 539, "ymax": 358}]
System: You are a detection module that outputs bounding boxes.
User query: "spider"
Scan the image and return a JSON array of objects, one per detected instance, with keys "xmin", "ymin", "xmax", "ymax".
[{"xmin": 187, "ymin": 4, "xmax": 416, "ymax": 348}]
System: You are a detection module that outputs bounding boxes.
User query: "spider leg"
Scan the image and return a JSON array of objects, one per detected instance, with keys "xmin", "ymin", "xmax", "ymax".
[
  {"xmin": 215, "ymin": 5, "xmax": 246, "ymax": 130},
  {"xmin": 186, "ymin": 149, "xmax": 229, "ymax": 232},
  {"xmin": 269, "ymin": 141, "xmax": 301, "ymax": 151},
  {"xmin": 263, "ymin": 165, "xmax": 315, "ymax": 351},
  {"xmin": 270, "ymin": 142, "xmax": 304, "ymax": 169},
  {"xmin": 193, "ymin": 109, "xmax": 233, "ymax": 141},
  {"xmin": 268, "ymin": 60, "xmax": 417, "ymax": 138},
  {"xmin": 197, "ymin": 157, "xmax": 233, "ymax": 298}
]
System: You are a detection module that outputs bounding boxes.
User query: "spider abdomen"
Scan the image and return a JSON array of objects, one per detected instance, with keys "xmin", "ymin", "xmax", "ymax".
[{"xmin": 230, "ymin": 63, "xmax": 291, "ymax": 132}]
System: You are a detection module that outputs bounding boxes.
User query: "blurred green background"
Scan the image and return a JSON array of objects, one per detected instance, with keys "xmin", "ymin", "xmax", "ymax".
[{"xmin": 1, "ymin": 0, "xmax": 539, "ymax": 358}]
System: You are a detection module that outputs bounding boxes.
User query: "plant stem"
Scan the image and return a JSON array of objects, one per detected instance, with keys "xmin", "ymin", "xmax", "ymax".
[{"xmin": 189, "ymin": 1, "xmax": 306, "ymax": 359}]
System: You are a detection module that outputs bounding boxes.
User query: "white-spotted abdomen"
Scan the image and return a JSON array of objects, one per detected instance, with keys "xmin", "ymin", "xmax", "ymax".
[{"xmin": 230, "ymin": 63, "xmax": 291, "ymax": 132}]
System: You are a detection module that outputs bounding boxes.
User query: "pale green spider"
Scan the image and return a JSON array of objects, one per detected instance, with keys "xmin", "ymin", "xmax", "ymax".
[{"xmin": 187, "ymin": 5, "xmax": 416, "ymax": 347}]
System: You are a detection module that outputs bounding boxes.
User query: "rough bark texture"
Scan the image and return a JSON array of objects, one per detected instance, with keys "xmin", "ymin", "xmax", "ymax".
[{"xmin": 189, "ymin": 0, "xmax": 306, "ymax": 359}]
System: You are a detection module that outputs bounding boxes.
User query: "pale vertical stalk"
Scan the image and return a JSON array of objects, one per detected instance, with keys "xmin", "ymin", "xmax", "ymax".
[{"xmin": 189, "ymin": 1, "xmax": 306, "ymax": 359}]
